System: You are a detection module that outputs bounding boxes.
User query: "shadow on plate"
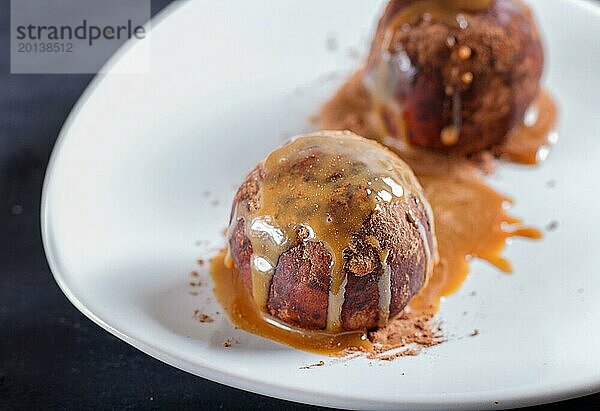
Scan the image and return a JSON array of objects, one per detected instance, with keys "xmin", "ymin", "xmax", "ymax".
[{"xmin": 141, "ymin": 279, "xmax": 289, "ymax": 353}]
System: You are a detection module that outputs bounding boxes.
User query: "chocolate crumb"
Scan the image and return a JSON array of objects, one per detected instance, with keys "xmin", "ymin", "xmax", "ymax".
[
  {"xmin": 197, "ymin": 259, "xmax": 205, "ymax": 266},
  {"xmin": 546, "ymin": 221, "xmax": 558, "ymax": 231},
  {"xmin": 222, "ymin": 338, "xmax": 238, "ymax": 348},
  {"xmin": 470, "ymin": 329, "xmax": 480, "ymax": 337},
  {"xmin": 189, "ymin": 291, "xmax": 199, "ymax": 296},
  {"xmin": 376, "ymin": 348, "xmax": 419, "ymax": 361},
  {"xmin": 191, "ymin": 270, "xmax": 199, "ymax": 277},
  {"xmin": 300, "ymin": 360, "xmax": 326, "ymax": 369},
  {"xmin": 193, "ymin": 310, "xmax": 214, "ymax": 323},
  {"xmin": 361, "ymin": 310, "xmax": 445, "ymax": 360}
]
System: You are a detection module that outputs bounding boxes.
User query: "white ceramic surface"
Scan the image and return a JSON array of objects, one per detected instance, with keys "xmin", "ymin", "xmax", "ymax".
[{"xmin": 42, "ymin": 0, "xmax": 600, "ymax": 409}]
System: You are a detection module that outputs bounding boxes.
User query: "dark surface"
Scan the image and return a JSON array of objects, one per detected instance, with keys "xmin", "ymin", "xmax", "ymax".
[{"xmin": 0, "ymin": 0, "xmax": 598, "ymax": 409}]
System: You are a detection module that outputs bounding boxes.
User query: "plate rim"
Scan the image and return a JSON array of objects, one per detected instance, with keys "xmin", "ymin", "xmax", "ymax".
[{"xmin": 40, "ymin": 0, "xmax": 600, "ymax": 408}]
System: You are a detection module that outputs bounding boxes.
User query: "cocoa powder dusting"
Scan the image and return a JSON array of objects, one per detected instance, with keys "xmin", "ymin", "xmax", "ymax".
[
  {"xmin": 363, "ymin": 309, "xmax": 444, "ymax": 360},
  {"xmin": 193, "ymin": 310, "xmax": 214, "ymax": 323}
]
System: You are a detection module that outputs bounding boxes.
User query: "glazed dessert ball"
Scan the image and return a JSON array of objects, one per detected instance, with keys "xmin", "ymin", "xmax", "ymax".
[
  {"xmin": 365, "ymin": 0, "xmax": 544, "ymax": 153},
  {"xmin": 226, "ymin": 131, "xmax": 438, "ymax": 332}
]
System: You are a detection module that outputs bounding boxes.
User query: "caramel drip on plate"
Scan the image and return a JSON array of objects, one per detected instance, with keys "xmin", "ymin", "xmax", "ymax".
[
  {"xmin": 227, "ymin": 132, "xmax": 434, "ymax": 332},
  {"xmin": 496, "ymin": 91, "xmax": 559, "ymax": 165},
  {"xmin": 212, "ymin": 251, "xmax": 372, "ymax": 355},
  {"xmin": 388, "ymin": 143, "xmax": 543, "ymax": 312}
]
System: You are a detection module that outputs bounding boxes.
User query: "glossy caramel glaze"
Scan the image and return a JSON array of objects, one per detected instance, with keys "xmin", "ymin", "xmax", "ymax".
[
  {"xmin": 211, "ymin": 251, "xmax": 373, "ymax": 355},
  {"xmin": 226, "ymin": 132, "xmax": 437, "ymax": 332}
]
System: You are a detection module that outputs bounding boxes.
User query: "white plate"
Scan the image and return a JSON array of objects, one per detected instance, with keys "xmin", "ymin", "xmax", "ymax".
[{"xmin": 42, "ymin": 0, "xmax": 600, "ymax": 409}]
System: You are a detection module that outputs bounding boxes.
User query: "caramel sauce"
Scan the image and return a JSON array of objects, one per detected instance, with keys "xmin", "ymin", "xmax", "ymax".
[
  {"xmin": 211, "ymin": 251, "xmax": 373, "ymax": 355},
  {"xmin": 385, "ymin": 142, "xmax": 543, "ymax": 311},
  {"xmin": 496, "ymin": 91, "xmax": 559, "ymax": 165},
  {"xmin": 227, "ymin": 132, "xmax": 436, "ymax": 332}
]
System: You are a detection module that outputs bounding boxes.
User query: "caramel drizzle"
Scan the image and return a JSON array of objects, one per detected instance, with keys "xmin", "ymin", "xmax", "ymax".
[
  {"xmin": 364, "ymin": 0, "xmax": 495, "ymax": 146},
  {"xmin": 376, "ymin": 247, "xmax": 392, "ymax": 327},
  {"xmin": 227, "ymin": 131, "xmax": 436, "ymax": 332},
  {"xmin": 213, "ymin": 251, "xmax": 373, "ymax": 355}
]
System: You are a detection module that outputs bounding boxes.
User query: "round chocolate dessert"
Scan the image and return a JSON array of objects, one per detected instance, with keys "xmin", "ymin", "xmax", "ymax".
[
  {"xmin": 365, "ymin": 0, "xmax": 544, "ymax": 153},
  {"xmin": 226, "ymin": 131, "xmax": 438, "ymax": 332}
]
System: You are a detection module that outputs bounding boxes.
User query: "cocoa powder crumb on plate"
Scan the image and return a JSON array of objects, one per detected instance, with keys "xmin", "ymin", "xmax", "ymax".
[
  {"xmin": 193, "ymin": 310, "xmax": 214, "ymax": 323},
  {"xmin": 358, "ymin": 310, "xmax": 445, "ymax": 361},
  {"xmin": 299, "ymin": 360, "xmax": 326, "ymax": 369},
  {"xmin": 222, "ymin": 338, "xmax": 238, "ymax": 348}
]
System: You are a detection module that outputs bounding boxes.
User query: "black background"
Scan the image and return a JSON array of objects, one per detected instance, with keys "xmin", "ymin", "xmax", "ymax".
[{"xmin": 1, "ymin": 1, "xmax": 598, "ymax": 409}]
